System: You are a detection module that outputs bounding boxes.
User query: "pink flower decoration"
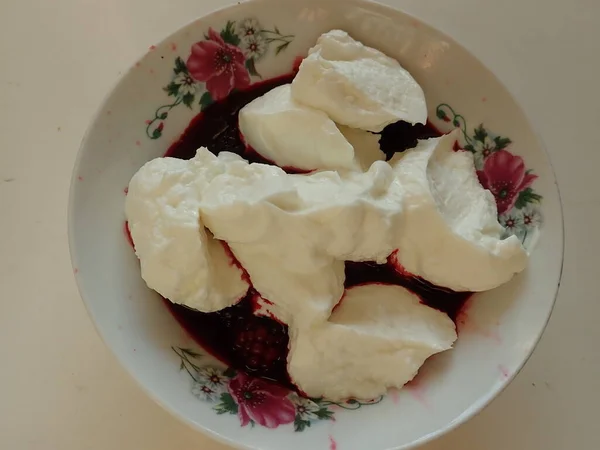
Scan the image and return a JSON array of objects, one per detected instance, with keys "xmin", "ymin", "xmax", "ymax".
[
  {"xmin": 186, "ymin": 28, "xmax": 251, "ymax": 101},
  {"xmin": 228, "ymin": 372, "xmax": 295, "ymax": 428},
  {"xmin": 477, "ymin": 150, "xmax": 538, "ymax": 214}
]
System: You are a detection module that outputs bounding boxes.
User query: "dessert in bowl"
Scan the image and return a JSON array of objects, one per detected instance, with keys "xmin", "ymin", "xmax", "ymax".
[{"xmin": 68, "ymin": 0, "xmax": 563, "ymax": 449}]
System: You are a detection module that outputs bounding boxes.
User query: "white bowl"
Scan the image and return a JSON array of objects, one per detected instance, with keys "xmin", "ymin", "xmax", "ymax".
[{"xmin": 68, "ymin": 0, "xmax": 563, "ymax": 448}]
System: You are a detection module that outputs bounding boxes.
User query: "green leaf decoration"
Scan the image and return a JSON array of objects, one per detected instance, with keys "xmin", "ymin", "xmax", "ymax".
[
  {"xmin": 199, "ymin": 91, "xmax": 214, "ymax": 110},
  {"xmin": 164, "ymin": 81, "xmax": 180, "ymax": 97},
  {"xmin": 464, "ymin": 143, "xmax": 476, "ymax": 153},
  {"xmin": 245, "ymin": 58, "xmax": 261, "ymax": 78},
  {"xmin": 174, "ymin": 57, "xmax": 188, "ymax": 75},
  {"xmin": 514, "ymin": 193, "xmax": 528, "ymax": 209},
  {"xmin": 473, "ymin": 124, "xmax": 488, "ymax": 143},
  {"xmin": 151, "ymin": 128, "xmax": 162, "ymax": 139},
  {"xmin": 221, "ymin": 21, "xmax": 241, "ymax": 46},
  {"xmin": 275, "ymin": 41, "xmax": 290, "ymax": 55},
  {"xmin": 294, "ymin": 417, "xmax": 310, "ymax": 432},
  {"xmin": 159, "ymin": 112, "xmax": 168, "ymax": 120},
  {"xmin": 223, "ymin": 367, "xmax": 237, "ymax": 378},
  {"xmin": 214, "ymin": 404, "xmax": 229, "ymax": 415},
  {"xmin": 314, "ymin": 408, "xmax": 334, "ymax": 420},
  {"xmin": 493, "ymin": 135, "xmax": 512, "ymax": 150},
  {"xmin": 436, "ymin": 109, "xmax": 447, "ymax": 120},
  {"xmin": 527, "ymin": 189, "xmax": 543, "ymax": 203},
  {"xmin": 214, "ymin": 393, "xmax": 238, "ymax": 415},
  {"xmin": 180, "ymin": 348, "xmax": 202, "ymax": 358},
  {"xmin": 182, "ymin": 93, "xmax": 195, "ymax": 108},
  {"xmin": 274, "ymin": 26, "xmax": 281, "ymax": 34},
  {"xmin": 515, "ymin": 188, "xmax": 543, "ymax": 209}
]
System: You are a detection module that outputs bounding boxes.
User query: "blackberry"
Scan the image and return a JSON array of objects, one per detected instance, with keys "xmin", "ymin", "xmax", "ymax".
[
  {"xmin": 208, "ymin": 121, "xmax": 246, "ymax": 156},
  {"xmin": 216, "ymin": 301, "xmax": 249, "ymax": 329},
  {"xmin": 379, "ymin": 120, "xmax": 440, "ymax": 158},
  {"xmin": 233, "ymin": 318, "xmax": 288, "ymax": 373}
]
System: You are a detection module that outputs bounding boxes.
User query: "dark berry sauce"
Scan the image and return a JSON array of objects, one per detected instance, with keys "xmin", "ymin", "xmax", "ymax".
[
  {"xmin": 164, "ymin": 74, "xmax": 309, "ymax": 174},
  {"xmin": 344, "ymin": 256, "xmax": 471, "ymax": 323},
  {"xmin": 153, "ymin": 73, "xmax": 472, "ymax": 389},
  {"xmin": 168, "ymin": 291, "xmax": 294, "ymax": 388}
]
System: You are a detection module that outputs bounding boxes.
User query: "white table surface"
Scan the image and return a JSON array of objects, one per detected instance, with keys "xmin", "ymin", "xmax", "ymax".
[{"xmin": 1, "ymin": 0, "xmax": 598, "ymax": 448}]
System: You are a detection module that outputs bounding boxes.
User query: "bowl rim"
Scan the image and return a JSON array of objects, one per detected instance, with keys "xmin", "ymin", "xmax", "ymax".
[{"xmin": 67, "ymin": 0, "xmax": 565, "ymax": 448}]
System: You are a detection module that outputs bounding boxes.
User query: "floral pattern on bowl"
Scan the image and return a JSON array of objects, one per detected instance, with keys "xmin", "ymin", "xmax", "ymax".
[
  {"xmin": 69, "ymin": 0, "xmax": 563, "ymax": 447},
  {"xmin": 437, "ymin": 103, "xmax": 543, "ymax": 246},
  {"xmin": 174, "ymin": 347, "xmax": 382, "ymax": 432},
  {"xmin": 145, "ymin": 18, "xmax": 294, "ymax": 139}
]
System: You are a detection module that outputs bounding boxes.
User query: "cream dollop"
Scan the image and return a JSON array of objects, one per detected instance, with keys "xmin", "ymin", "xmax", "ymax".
[
  {"xmin": 390, "ymin": 130, "xmax": 528, "ymax": 291},
  {"xmin": 291, "ymin": 29, "xmax": 427, "ymax": 132},
  {"xmin": 287, "ymin": 283, "xmax": 457, "ymax": 400},
  {"xmin": 197, "ymin": 150, "xmax": 404, "ymax": 326},
  {"xmin": 125, "ymin": 151, "xmax": 249, "ymax": 311},
  {"xmin": 239, "ymin": 84, "xmax": 356, "ymax": 171}
]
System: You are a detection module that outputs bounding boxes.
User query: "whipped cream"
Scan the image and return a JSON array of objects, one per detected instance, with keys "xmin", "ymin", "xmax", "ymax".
[
  {"xmin": 126, "ymin": 134, "xmax": 527, "ymax": 396},
  {"xmin": 199, "ymin": 131, "xmax": 526, "ymax": 299},
  {"xmin": 239, "ymin": 84, "xmax": 356, "ymax": 171},
  {"xmin": 125, "ymin": 152, "xmax": 249, "ymax": 311},
  {"xmin": 338, "ymin": 125, "xmax": 386, "ymax": 171},
  {"xmin": 125, "ymin": 29, "xmax": 532, "ymax": 401},
  {"xmin": 389, "ymin": 130, "xmax": 528, "ymax": 291},
  {"xmin": 288, "ymin": 283, "xmax": 457, "ymax": 400},
  {"xmin": 197, "ymin": 149, "xmax": 403, "ymax": 326},
  {"xmin": 291, "ymin": 30, "xmax": 428, "ymax": 132},
  {"xmin": 198, "ymin": 152, "xmax": 345, "ymax": 326}
]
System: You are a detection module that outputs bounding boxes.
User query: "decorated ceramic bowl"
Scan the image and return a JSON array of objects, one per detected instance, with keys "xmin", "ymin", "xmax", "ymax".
[{"xmin": 68, "ymin": 0, "xmax": 563, "ymax": 448}]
